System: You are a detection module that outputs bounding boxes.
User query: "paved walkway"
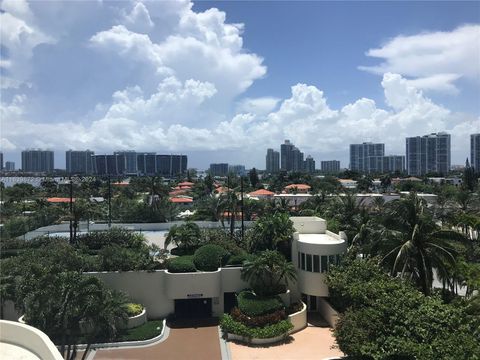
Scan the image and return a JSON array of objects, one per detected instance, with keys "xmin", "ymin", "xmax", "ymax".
[
  {"xmin": 93, "ymin": 319, "xmax": 222, "ymax": 360},
  {"xmin": 229, "ymin": 313, "xmax": 343, "ymax": 360}
]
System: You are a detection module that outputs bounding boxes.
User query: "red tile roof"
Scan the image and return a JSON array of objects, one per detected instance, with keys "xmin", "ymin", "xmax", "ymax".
[
  {"xmin": 249, "ymin": 189, "xmax": 275, "ymax": 196},
  {"xmin": 112, "ymin": 181, "xmax": 129, "ymax": 186},
  {"xmin": 285, "ymin": 184, "xmax": 311, "ymax": 190},
  {"xmin": 178, "ymin": 181, "xmax": 194, "ymax": 186},
  {"xmin": 170, "ymin": 197, "xmax": 193, "ymax": 203},
  {"xmin": 47, "ymin": 197, "xmax": 76, "ymax": 203}
]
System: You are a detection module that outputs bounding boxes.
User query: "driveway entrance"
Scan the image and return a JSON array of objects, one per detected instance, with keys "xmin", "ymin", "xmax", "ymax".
[
  {"xmin": 174, "ymin": 298, "xmax": 212, "ymax": 318},
  {"xmin": 93, "ymin": 319, "xmax": 221, "ymax": 360}
]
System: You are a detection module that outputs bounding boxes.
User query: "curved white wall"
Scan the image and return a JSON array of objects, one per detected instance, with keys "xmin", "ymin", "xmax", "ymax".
[{"xmin": 0, "ymin": 320, "xmax": 63, "ymax": 360}]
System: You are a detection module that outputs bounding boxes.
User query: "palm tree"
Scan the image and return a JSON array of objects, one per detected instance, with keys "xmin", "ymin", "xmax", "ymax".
[
  {"xmin": 164, "ymin": 222, "xmax": 202, "ymax": 251},
  {"xmin": 375, "ymin": 193, "xmax": 467, "ymax": 295},
  {"xmin": 247, "ymin": 212, "xmax": 295, "ymax": 259},
  {"xmin": 241, "ymin": 250, "xmax": 297, "ymax": 297}
]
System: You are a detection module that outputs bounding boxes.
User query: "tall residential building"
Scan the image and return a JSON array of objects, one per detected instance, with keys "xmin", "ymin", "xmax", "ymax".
[
  {"xmin": 114, "ymin": 151, "xmax": 137, "ymax": 175},
  {"xmin": 137, "ymin": 153, "xmax": 157, "ymax": 175},
  {"xmin": 304, "ymin": 155, "xmax": 315, "ymax": 174},
  {"xmin": 229, "ymin": 165, "xmax": 246, "ymax": 176},
  {"xmin": 209, "ymin": 163, "xmax": 229, "ymax": 177},
  {"xmin": 21, "ymin": 149, "xmax": 54, "ymax": 173},
  {"xmin": 406, "ymin": 132, "xmax": 451, "ymax": 176},
  {"xmin": 349, "ymin": 142, "xmax": 385, "ymax": 173},
  {"xmin": 0, "ymin": 152, "xmax": 3, "ymax": 170},
  {"xmin": 321, "ymin": 160, "xmax": 340, "ymax": 173},
  {"xmin": 5, "ymin": 161, "xmax": 15, "ymax": 171},
  {"xmin": 280, "ymin": 140, "xmax": 306, "ymax": 172},
  {"xmin": 265, "ymin": 148, "xmax": 280, "ymax": 174},
  {"xmin": 471, "ymin": 134, "xmax": 480, "ymax": 173},
  {"xmin": 66, "ymin": 150, "xmax": 94, "ymax": 175},
  {"xmin": 156, "ymin": 154, "xmax": 188, "ymax": 177},
  {"xmin": 292, "ymin": 147, "xmax": 305, "ymax": 172},
  {"xmin": 92, "ymin": 154, "xmax": 117, "ymax": 175},
  {"xmin": 382, "ymin": 155, "xmax": 405, "ymax": 173},
  {"xmin": 280, "ymin": 140, "xmax": 295, "ymax": 171}
]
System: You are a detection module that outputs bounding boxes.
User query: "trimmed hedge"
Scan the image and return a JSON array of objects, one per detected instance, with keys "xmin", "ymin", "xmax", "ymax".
[
  {"xmin": 231, "ymin": 307, "xmax": 287, "ymax": 327},
  {"xmin": 220, "ymin": 314, "xmax": 293, "ymax": 339},
  {"xmin": 167, "ymin": 256, "xmax": 196, "ymax": 273},
  {"xmin": 193, "ymin": 244, "xmax": 229, "ymax": 271},
  {"xmin": 226, "ymin": 253, "xmax": 254, "ymax": 266},
  {"xmin": 237, "ymin": 290, "xmax": 284, "ymax": 317}
]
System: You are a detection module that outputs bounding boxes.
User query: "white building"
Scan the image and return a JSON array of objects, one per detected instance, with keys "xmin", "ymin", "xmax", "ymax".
[{"xmin": 83, "ymin": 217, "xmax": 346, "ymax": 319}]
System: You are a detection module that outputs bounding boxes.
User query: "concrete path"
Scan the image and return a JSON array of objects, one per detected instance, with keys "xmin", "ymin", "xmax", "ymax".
[
  {"xmin": 228, "ymin": 313, "xmax": 343, "ymax": 360},
  {"xmin": 92, "ymin": 319, "xmax": 222, "ymax": 360}
]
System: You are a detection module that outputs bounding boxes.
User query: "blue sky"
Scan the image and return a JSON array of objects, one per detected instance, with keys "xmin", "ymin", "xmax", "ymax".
[{"xmin": 1, "ymin": 0, "xmax": 479, "ymax": 169}]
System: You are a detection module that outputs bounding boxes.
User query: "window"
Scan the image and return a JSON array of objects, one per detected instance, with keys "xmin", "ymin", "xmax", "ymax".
[
  {"xmin": 301, "ymin": 253, "xmax": 306, "ymax": 270},
  {"xmin": 306, "ymin": 254, "xmax": 312, "ymax": 272},
  {"xmin": 321, "ymin": 256, "xmax": 328, "ymax": 273},
  {"xmin": 313, "ymin": 255, "xmax": 320, "ymax": 272},
  {"xmin": 336, "ymin": 254, "xmax": 341, "ymax": 265}
]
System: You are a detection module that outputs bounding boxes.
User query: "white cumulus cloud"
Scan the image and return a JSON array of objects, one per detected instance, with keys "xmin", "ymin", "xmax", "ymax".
[{"xmin": 359, "ymin": 24, "xmax": 480, "ymax": 94}]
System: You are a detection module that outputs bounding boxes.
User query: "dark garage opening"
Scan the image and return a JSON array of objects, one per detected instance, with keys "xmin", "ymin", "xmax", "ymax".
[
  {"xmin": 224, "ymin": 292, "xmax": 237, "ymax": 314},
  {"xmin": 174, "ymin": 298, "xmax": 212, "ymax": 318}
]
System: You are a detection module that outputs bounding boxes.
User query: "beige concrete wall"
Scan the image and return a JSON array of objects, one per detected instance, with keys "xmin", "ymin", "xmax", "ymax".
[
  {"xmin": 165, "ymin": 270, "xmax": 221, "ymax": 299},
  {"xmin": 0, "ymin": 320, "xmax": 63, "ymax": 360},
  {"xmin": 87, "ymin": 270, "xmax": 174, "ymax": 319},
  {"xmin": 87, "ymin": 267, "xmax": 249, "ymax": 319},
  {"xmin": 317, "ymin": 297, "xmax": 339, "ymax": 328},
  {"xmin": 288, "ymin": 302, "xmax": 307, "ymax": 333},
  {"xmin": 297, "ymin": 239, "xmax": 347, "ymax": 255},
  {"xmin": 298, "ymin": 271, "xmax": 329, "ymax": 296},
  {"xmin": 220, "ymin": 267, "xmax": 248, "ymax": 292},
  {"xmin": 291, "ymin": 217, "xmax": 327, "ymax": 234}
]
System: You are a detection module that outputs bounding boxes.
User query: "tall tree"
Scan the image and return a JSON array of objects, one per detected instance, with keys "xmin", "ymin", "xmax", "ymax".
[{"xmin": 374, "ymin": 193, "xmax": 468, "ymax": 295}]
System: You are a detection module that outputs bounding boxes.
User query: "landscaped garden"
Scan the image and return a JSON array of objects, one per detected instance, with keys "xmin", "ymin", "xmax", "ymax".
[{"xmin": 220, "ymin": 249, "xmax": 306, "ymax": 344}]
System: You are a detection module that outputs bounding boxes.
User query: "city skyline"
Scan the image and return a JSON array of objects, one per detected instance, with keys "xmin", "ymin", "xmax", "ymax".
[{"xmin": 1, "ymin": 1, "xmax": 479, "ymax": 169}]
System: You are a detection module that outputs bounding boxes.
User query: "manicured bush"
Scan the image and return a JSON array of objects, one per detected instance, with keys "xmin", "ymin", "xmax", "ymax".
[
  {"xmin": 124, "ymin": 303, "xmax": 143, "ymax": 317},
  {"xmin": 226, "ymin": 253, "xmax": 254, "ymax": 266},
  {"xmin": 231, "ymin": 307, "xmax": 287, "ymax": 327},
  {"xmin": 166, "ymin": 256, "xmax": 196, "ymax": 273},
  {"xmin": 237, "ymin": 290, "xmax": 284, "ymax": 317},
  {"xmin": 193, "ymin": 244, "xmax": 229, "ymax": 271},
  {"xmin": 220, "ymin": 314, "xmax": 293, "ymax": 339},
  {"xmin": 170, "ymin": 246, "xmax": 197, "ymax": 256}
]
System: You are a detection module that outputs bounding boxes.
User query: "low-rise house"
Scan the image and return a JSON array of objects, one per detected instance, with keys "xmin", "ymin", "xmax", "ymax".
[
  {"xmin": 247, "ymin": 189, "xmax": 275, "ymax": 200},
  {"xmin": 284, "ymin": 184, "xmax": 311, "ymax": 194},
  {"xmin": 338, "ymin": 179, "xmax": 357, "ymax": 189}
]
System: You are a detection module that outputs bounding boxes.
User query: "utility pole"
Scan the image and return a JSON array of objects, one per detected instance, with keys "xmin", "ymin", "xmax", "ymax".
[
  {"xmin": 108, "ymin": 174, "xmax": 112, "ymax": 228},
  {"xmin": 240, "ymin": 176, "xmax": 244, "ymax": 242},
  {"xmin": 69, "ymin": 175, "xmax": 73, "ymax": 244}
]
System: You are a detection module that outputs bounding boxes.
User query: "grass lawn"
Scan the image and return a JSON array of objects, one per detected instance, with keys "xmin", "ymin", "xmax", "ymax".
[{"xmin": 116, "ymin": 320, "xmax": 164, "ymax": 342}]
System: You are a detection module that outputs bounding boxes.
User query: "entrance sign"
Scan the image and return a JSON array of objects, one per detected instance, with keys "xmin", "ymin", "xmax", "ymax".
[{"xmin": 187, "ymin": 293, "xmax": 203, "ymax": 298}]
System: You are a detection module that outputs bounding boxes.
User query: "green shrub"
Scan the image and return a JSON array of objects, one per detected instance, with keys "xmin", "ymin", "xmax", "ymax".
[
  {"xmin": 170, "ymin": 246, "xmax": 197, "ymax": 256},
  {"xmin": 193, "ymin": 244, "xmax": 229, "ymax": 271},
  {"xmin": 237, "ymin": 290, "xmax": 284, "ymax": 317},
  {"xmin": 124, "ymin": 303, "xmax": 143, "ymax": 317},
  {"xmin": 166, "ymin": 256, "xmax": 196, "ymax": 273},
  {"xmin": 231, "ymin": 307, "xmax": 287, "ymax": 327},
  {"xmin": 226, "ymin": 253, "xmax": 254, "ymax": 266},
  {"xmin": 220, "ymin": 314, "xmax": 293, "ymax": 339}
]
